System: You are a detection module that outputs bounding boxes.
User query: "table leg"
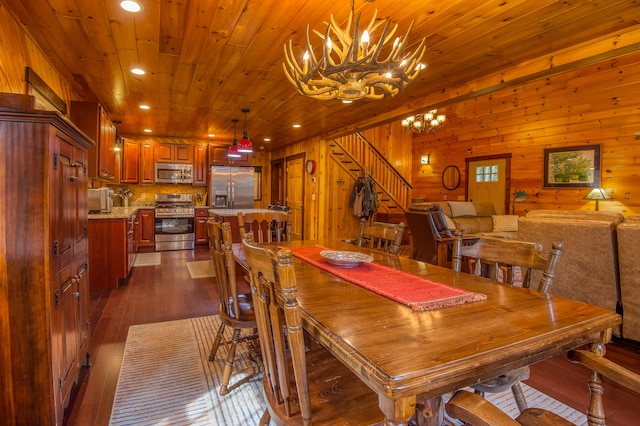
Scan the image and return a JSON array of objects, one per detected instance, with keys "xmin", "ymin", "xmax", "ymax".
[
  {"xmin": 378, "ymin": 395, "xmax": 416, "ymax": 425},
  {"xmin": 410, "ymin": 396, "xmax": 444, "ymax": 426},
  {"xmin": 585, "ymin": 329, "xmax": 612, "ymax": 426}
]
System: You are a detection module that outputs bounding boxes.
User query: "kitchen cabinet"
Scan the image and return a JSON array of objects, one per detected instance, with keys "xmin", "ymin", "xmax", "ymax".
[
  {"xmin": 70, "ymin": 101, "xmax": 117, "ymax": 181},
  {"xmin": 0, "ymin": 109, "xmax": 93, "ymax": 426},
  {"xmin": 193, "ymin": 144, "xmax": 208, "ymax": 186},
  {"xmin": 121, "ymin": 138, "xmax": 140, "ymax": 183},
  {"xmin": 195, "ymin": 207, "xmax": 209, "ymax": 245},
  {"xmin": 135, "ymin": 208, "xmax": 155, "ymax": 249},
  {"xmin": 209, "ymin": 144, "xmax": 252, "ymax": 166},
  {"xmin": 155, "ymin": 142, "xmax": 193, "ymax": 163},
  {"xmin": 88, "ymin": 209, "xmax": 137, "ymax": 290},
  {"xmin": 140, "ymin": 141, "xmax": 155, "ymax": 183}
]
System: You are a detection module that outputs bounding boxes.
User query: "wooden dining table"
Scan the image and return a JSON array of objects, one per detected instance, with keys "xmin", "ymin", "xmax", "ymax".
[{"xmin": 233, "ymin": 239, "xmax": 621, "ymax": 425}]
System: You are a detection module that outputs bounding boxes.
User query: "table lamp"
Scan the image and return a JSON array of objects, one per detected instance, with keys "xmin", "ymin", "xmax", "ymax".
[{"xmin": 583, "ymin": 188, "xmax": 612, "ymax": 211}]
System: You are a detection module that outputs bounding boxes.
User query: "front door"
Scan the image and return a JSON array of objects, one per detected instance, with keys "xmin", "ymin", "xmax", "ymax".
[
  {"xmin": 286, "ymin": 155, "xmax": 304, "ymax": 240},
  {"xmin": 466, "ymin": 155, "xmax": 511, "ymax": 214}
]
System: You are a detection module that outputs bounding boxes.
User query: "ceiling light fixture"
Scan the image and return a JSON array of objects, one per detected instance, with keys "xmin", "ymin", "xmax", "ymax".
[
  {"xmin": 237, "ymin": 108, "xmax": 253, "ymax": 153},
  {"xmin": 227, "ymin": 119, "xmax": 241, "ymax": 158},
  {"xmin": 120, "ymin": 1, "xmax": 142, "ymax": 13},
  {"xmin": 131, "ymin": 68, "xmax": 145, "ymax": 75},
  {"xmin": 402, "ymin": 110, "xmax": 446, "ymax": 133},
  {"xmin": 283, "ymin": 1, "xmax": 426, "ymax": 101}
]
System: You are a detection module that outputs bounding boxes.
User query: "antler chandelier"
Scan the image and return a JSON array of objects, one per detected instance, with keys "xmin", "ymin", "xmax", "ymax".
[
  {"xmin": 283, "ymin": 3, "xmax": 426, "ymax": 101},
  {"xmin": 401, "ymin": 110, "xmax": 446, "ymax": 133}
]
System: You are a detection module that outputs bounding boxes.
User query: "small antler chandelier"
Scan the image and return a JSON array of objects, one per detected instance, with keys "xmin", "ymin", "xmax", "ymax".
[
  {"xmin": 402, "ymin": 110, "xmax": 446, "ymax": 133},
  {"xmin": 283, "ymin": 3, "xmax": 426, "ymax": 101}
]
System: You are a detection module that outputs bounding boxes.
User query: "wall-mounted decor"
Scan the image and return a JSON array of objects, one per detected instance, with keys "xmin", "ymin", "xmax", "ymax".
[
  {"xmin": 442, "ymin": 165, "xmax": 461, "ymax": 190},
  {"xmin": 543, "ymin": 145, "xmax": 600, "ymax": 188}
]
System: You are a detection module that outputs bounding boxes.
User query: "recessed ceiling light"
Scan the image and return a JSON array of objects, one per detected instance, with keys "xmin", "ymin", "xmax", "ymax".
[
  {"xmin": 131, "ymin": 68, "xmax": 145, "ymax": 75},
  {"xmin": 342, "ymin": 100, "xmax": 353, "ymax": 104},
  {"xmin": 139, "ymin": 104, "xmax": 150, "ymax": 110},
  {"xmin": 293, "ymin": 124, "xmax": 301, "ymax": 128},
  {"xmin": 208, "ymin": 134, "xmax": 215, "ymax": 138},
  {"xmin": 144, "ymin": 129, "xmax": 152, "ymax": 133},
  {"xmin": 263, "ymin": 137, "xmax": 271, "ymax": 142},
  {"xmin": 120, "ymin": 1, "xmax": 142, "ymax": 13}
]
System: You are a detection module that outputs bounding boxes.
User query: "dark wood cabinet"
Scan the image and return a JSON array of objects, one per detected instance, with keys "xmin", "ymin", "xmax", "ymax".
[
  {"xmin": 209, "ymin": 144, "xmax": 252, "ymax": 166},
  {"xmin": 135, "ymin": 209, "xmax": 155, "ymax": 249},
  {"xmin": 195, "ymin": 207, "xmax": 209, "ymax": 244},
  {"xmin": 88, "ymin": 210, "xmax": 137, "ymax": 290},
  {"xmin": 70, "ymin": 101, "xmax": 117, "ymax": 181},
  {"xmin": 0, "ymin": 110, "xmax": 93, "ymax": 426},
  {"xmin": 121, "ymin": 138, "xmax": 140, "ymax": 183},
  {"xmin": 155, "ymin": 142, "xmax": 193, "ymax": 163},
  {"xmin": 140, "ymin": 141, "xmax": 155, "ymax": 183},
  {"xmin": 193, "ymin": 144, "xmax": 208, "ymax": 186}
]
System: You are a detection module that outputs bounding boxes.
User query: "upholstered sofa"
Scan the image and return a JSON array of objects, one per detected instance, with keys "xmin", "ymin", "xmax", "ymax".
[
  {"xmin": 408, "ymin": 201, "xmax": 519, "ymax": 238},
  {"xmin": 617, "ymin": 214, "xmax": 640, "ymax": 342},
  {"xmin": 518, "ymin": 210, "xmax": 624, "ymax": 332}
]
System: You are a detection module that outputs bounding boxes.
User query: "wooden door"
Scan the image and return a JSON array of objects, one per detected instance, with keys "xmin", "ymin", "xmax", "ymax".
[
  {"xmin": 121, "ymin": 139, "xmax": 140, "ymax": 183},
  {"xmin": 193, "ymin": 145, "xmax": 207, "ymax": 186},
  {"xmin": 175, "ymin": 144, "xmax": 193, "ymax": 163},
  {"xmin": 140, "ymin": 141, "xmax": 155, "ymax": 183},
  {"xmin": 286, "ymin": 155, "xmax": 304, "ymax": 240},
  {"xmin": 466, "ymin": 155, "xmax": 511, "ymax": 215},
  {"xmin": 155, "ymin": 143, "xmax": 174, "ymax": 162},
  {"xmin": 270, "ymin": 158, "xmax": 285, "ymax": 206}
]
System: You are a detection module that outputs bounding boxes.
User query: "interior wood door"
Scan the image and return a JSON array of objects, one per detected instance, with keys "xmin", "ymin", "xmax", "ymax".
[
  {"xmin": 286, "ymin": 155, "xmax": 304, "ymax": 240},
  {"xmin": 270, "ymin": 159, "xmax": 285, "ymax": 206},
  {"xmin": 466, "ymin": 156, "xmax": 511, "ymax": 214}
]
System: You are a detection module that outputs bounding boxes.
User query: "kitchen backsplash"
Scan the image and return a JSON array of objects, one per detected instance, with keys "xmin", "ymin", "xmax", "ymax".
[{"xmin": 105, "ymin": 184, "xmax": 208, "ymax": 207}]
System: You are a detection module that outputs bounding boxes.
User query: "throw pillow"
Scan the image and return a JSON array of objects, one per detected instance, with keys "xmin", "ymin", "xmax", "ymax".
[
  {"xmin": 444, "ymin": 215, "xmax": 456, "ymax": 230},
  {"xmin": 447, "ymin": 201, "xmax": 477, "ymax": 217},
  {"xmin": 492, "ymin": 215, "xmax": 519, "ymax": 232}
]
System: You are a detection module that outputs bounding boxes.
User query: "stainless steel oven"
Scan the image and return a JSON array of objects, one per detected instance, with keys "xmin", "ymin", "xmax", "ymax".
[{"xmin": 154, "ymin": 194, "xmax": 195, "ymax": 251}]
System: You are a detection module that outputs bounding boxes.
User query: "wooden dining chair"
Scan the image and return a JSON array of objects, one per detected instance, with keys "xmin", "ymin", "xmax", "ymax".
[
  {"xmin": 242, "ymin": 233, "xmax": 384, "ymax": 425},
  {"xmin": 445, "ymin": 348, "xmax": 640, "ymax": 426},
  {"xmin": 356, "ymin": 218, "xmax": 406, "ymax": 255},
  {"xmin": 238, "ymin": 210, "xmax": 290, "ymax": 243},
  {"xmin": 207, "ymin": 220, "xmax": 262, "ymax": 396},
  {"xmin": 451, "ymin": 231, "xmax": 563, "ymax": 413}
]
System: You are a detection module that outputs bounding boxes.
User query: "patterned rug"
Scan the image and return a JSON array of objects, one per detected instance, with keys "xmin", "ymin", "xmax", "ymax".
[
  {"xmin": 187, "ymin": 260, "xmax": 216, "ymax": 278},
  {"xmin": 110, "ymin": 315, "xmax": 587, "ymax": 425}
]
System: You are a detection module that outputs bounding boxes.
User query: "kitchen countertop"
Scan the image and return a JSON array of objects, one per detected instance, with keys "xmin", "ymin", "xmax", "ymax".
[
  {"xmin": 209, "ymin": 208, "xmax": 273, "ymax": 216},
  {"xmin": 88, "ymin": 206, "xmax": 140, "ymax": 219}
]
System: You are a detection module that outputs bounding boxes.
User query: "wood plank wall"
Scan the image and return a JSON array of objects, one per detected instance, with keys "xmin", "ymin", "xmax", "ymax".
[
  {"xmin": 411, "ymin": 52, "xmax": 640, "ymax": 217},
  {"xmin": 0, "ymin": 4, "xmax": 78, "ymax": 112}
]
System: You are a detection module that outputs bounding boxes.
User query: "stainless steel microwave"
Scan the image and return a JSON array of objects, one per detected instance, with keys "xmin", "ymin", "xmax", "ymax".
[{"xmin": 155, "ymin": 163, "xmax": 193, "ymax": 184}]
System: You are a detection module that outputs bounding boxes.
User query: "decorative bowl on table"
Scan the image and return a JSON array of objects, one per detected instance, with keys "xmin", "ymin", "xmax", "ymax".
[{"xmin": 319, "ymin": 250, "xmax": 373, "ymax": 268}]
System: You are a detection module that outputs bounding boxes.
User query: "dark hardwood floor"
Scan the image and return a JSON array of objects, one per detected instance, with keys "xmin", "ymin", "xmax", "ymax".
[{"xmin": 64, "ymin": 247, "xmax": 640, "ymax": 425}]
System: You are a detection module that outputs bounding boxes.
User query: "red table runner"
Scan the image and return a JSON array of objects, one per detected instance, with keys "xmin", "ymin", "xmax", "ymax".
[{"xmin": 290, "ymin": 246, "xmax": 486, "ymax": 312}]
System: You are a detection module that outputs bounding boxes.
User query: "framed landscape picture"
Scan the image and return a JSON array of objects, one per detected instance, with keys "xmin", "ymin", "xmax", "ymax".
[{"xmin": 543, "ymin": 145, "xmax": 600, "ymax": 188}]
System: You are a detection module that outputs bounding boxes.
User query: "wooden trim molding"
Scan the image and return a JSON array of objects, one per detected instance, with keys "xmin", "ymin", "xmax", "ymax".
[{"xmin": 25, "ymin": 67, "xmax": 67, "ymax": 114}]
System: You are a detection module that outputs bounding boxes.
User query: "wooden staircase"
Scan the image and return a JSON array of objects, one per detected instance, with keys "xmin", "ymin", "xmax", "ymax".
[{"xmin": 329, "ymin": 133, "xmax": 412, "ymax": 214}]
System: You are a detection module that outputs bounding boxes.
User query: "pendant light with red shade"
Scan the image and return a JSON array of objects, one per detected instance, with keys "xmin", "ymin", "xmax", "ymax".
[
  {"xmin": 237, "ymin": 108, "xmax": 253, "ymax": 153},
  {"xmin": 227, "ymin": 118, "xmax": 241, "ymax": 158}
]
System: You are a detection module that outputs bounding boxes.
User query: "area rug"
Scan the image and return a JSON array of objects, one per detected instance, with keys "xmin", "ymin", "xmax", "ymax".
[
  {"xmin": 110, "ymin": 315, "xmax": 587, "ymax": 426},
  {"xmin": 133, "ymin": 252, "xmax": 161, "ymax": 267},
  {"xmin": 187, "ymin": 260, "xmax": 216, "ymax": 278},
  {"xmin": 109, "ymin": 315, "xmax": 262, "ymax": 426}
]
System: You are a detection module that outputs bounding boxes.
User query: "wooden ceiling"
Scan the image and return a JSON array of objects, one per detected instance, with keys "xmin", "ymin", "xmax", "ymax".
[{"xmin": 7, "ymin": 0, "xmax": 640, "ymax": 150}]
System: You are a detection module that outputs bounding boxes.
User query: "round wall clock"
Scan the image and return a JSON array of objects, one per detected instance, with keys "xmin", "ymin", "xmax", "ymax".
[{"xmin": 305, "ymin": 159, "xmax": 316, "ymax": 174}]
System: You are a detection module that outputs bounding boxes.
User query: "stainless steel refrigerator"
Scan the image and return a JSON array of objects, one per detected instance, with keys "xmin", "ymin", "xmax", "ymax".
[{"xmin": 209, "ymin": 166, "xmax": 255, "ymax": 209}]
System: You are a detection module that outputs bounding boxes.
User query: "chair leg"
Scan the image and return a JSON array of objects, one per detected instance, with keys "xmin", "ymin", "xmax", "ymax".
[
  {"xmin": 510, "ymin": 382, "xmax": 528, "ymax": 413},
  {"xmin": 209, "ymin": 322, "xmax": 226, "ymax": 362},
  {"xmin": 219, "ymin": 328, "xmax": 241, "ymax": 396},
  {"xmin": 259, "ymin": 409, "xmax": 271, "ymax": 425}
]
